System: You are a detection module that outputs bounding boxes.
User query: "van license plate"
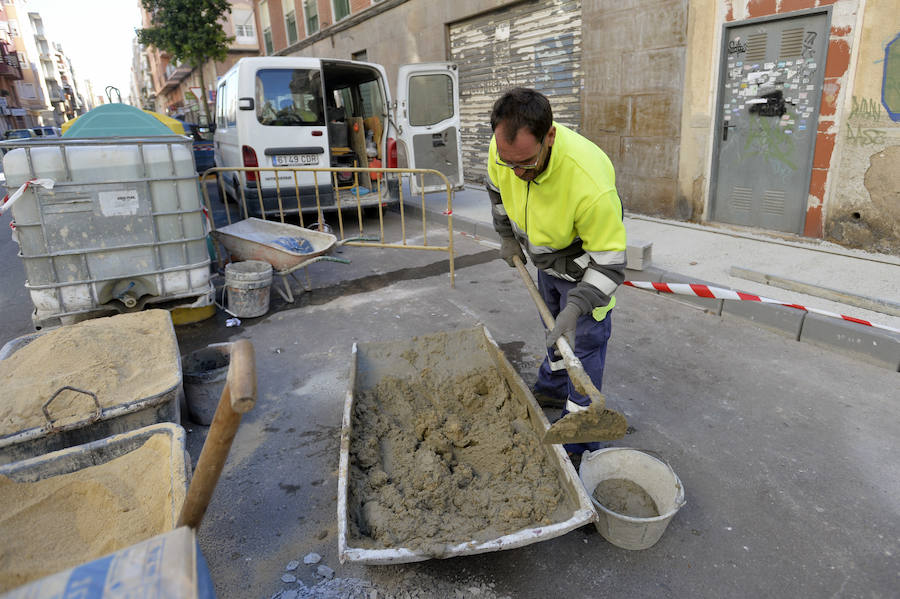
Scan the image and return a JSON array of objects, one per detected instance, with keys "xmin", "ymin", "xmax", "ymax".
[{"xmin": 273, "ymin": 154, "xmax": 318, "ymax": 166}]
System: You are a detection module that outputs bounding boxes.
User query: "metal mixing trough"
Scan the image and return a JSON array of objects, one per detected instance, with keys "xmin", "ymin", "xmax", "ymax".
[
  {"xmin": 338, "ymin": 326, "xmax": 596, "ymax": 565},
  {"xmin": 212, "ymin": 217, "xmax": 349, "ymax": 302},
  {"xmin": 0, "ymin": 315, "xmax": 182, "ymax": 465},
  {"xmin": 0, "ymin": 423, "xmax": 189, "ymax": 591}
]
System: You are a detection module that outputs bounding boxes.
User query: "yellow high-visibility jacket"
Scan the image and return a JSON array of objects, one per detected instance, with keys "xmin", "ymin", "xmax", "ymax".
[{"xmin": 487, "ymin": 122, "xmax": 627, "ymax": 319}]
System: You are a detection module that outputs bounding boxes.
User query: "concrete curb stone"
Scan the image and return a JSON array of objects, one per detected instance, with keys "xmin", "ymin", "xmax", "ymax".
[{"xmin": 799, "ymin": 312, "xmax": 900, "ymax": 372}]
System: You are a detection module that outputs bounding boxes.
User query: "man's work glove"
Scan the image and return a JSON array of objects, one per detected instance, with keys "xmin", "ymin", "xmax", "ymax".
[
  {"xmin": 499, "ymin": 237, "xmax": 526, "ymax": 267},
  {"xmin": 546, "ymin": 303, "xmax": 582, "ymax": 349}
]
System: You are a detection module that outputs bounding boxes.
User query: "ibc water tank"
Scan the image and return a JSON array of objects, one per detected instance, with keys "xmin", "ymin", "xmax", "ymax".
[{"xmin": 3, "ymin": 136, "xmax": 212, "ymax": 328}]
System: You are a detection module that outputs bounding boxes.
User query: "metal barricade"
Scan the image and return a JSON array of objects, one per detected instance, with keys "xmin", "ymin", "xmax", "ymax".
[{"xmin": 198, "ymin": 166, "xmax": 455, "ymax": 288}]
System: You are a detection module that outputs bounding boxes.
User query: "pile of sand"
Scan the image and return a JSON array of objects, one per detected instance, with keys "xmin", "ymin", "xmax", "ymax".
[
  {"xmin": 348, "ymin": 365, "xmax": 572, "ymax": 555},
  {"xmin": 0, "ymin": 433, "xmax": 176, "ymax": 591},
  {"xmin": 0, "ymin": 310, "xmax": 180, "ymax": 436}
]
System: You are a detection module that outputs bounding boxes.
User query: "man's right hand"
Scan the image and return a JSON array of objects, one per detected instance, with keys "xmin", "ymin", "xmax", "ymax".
[{"xmin": 500, "ymin": 237, "xmax": 526, "ymax": 267}]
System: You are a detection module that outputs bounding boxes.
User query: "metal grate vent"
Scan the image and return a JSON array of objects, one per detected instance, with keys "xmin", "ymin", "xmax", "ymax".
[
  {"xmin": 731, "ymin": 187, "xmax": 753, "ymax": 211},
  {"xmin": 745, "ymin": 33, "xmax": 768, "ymax": 62},
  {"xmin": 763, "ymin": 190, "xmax": 785, "ymax": 215},
  {"xmin": 780, "ymin": 27, "xmax": 805, "ymax": 59}
]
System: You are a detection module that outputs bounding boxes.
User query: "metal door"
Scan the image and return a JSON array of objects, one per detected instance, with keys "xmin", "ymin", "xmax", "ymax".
[
  {"xmin": 711, "ymin": 10, "xmax": 830, "ymax": 233},
  {"xmin": 396, "ymin": 63, "xmax": 463, "ymax": 193}
]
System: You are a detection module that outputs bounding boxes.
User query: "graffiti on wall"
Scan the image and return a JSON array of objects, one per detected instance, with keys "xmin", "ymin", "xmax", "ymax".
[
  {"xmin": 845, "ymin": 123, "xmax": 888, "ymax": 145},
  {"xmin": 850, "ymin": 96, "xmax": 883, "ymax": 120},
  {"xmin": 744, "ymin": 118, "xmax": 797, "ymax": 176}
]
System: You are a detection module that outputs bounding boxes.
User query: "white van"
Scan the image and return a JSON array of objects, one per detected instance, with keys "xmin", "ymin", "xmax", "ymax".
[{"xmin": 213, "ymin": 56, "xmax": 463, "ymax": 216}]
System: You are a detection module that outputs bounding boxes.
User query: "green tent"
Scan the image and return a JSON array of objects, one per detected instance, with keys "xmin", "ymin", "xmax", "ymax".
[{"xmin": 62, "ymin": 104, "xmax": 187, "ymax": 138}]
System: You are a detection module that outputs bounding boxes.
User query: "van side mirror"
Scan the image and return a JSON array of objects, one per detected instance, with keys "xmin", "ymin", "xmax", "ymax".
[{"xmin": 238, "ymin": 98, "xmax": 254, "ymax": 111}]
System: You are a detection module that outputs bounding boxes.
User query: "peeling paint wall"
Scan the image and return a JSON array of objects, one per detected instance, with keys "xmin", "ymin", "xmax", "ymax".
[
  {"xmin": 678, "ymin": 0, "xmax": 719, "ymax": 221},
  {"xmin": 827, "ymin": 0, "xmax": 900, "ymax": 253}
]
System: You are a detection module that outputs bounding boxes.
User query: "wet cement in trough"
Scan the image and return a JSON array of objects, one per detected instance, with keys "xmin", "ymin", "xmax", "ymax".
[{"xmin": 348, "ymin": 355, "xmax": 575, "ymax": 556}]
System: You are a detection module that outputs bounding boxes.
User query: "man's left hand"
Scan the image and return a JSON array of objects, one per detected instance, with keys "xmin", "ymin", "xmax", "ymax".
[{"xmin": 546, "ymin": 303, "xmax": 581, "ymax": 349}]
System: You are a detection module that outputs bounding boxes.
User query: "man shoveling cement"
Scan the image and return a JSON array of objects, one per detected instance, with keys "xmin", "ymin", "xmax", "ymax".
[{"xmin": 486, "ymin": 87, "xmax": 628, "ymax": 455}]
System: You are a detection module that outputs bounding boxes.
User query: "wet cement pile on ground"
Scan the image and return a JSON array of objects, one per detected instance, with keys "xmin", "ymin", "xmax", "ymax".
[
  {"xmin": 0, "ymin": 434, "xmax": 175, "ymax": 591},
  {"xmin": 0, "ymin": 310, "xmax": 179, "ymax": 435},
  {"xmin": 348, "ymin": 363, "xmax": 573, "ymax": 556}
]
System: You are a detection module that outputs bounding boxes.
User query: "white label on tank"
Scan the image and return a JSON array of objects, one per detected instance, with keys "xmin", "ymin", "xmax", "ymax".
[{"xmin": 98, "ymin": 189, "xmax": 140, "ymax": 216}]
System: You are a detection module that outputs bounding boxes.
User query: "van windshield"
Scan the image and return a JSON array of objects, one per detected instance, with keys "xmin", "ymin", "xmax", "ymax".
[{"xmin": 255, "ymin": 69, "xmax": 325, "ymax": 126}]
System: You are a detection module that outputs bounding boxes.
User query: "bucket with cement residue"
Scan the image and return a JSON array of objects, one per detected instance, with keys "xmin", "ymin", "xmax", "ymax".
[
  {"xmin": 224, "ymin": 260, "xmax": 272, "ymax": 318},
  {"xmin": 579, "ymin": 447, "xmax": 685, "ymax": 550},
  {"xmin": 182, "ymin": 344, "xmax": 230, "ymax": 425}
]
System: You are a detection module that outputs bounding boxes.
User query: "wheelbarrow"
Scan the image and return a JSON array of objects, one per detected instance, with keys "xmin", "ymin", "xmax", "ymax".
[{"xmin": 212, "ymin": 217, "xmax": 351, "ymax": 302}]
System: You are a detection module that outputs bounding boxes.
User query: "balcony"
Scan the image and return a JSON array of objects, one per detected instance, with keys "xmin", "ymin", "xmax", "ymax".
[
  {"xmin": 0, "ymin": 43, "xmax": 22, "ymax": 80},
  {"xmin": 161, "ymin": 61, "xmax": 192, "ymax": 92}
]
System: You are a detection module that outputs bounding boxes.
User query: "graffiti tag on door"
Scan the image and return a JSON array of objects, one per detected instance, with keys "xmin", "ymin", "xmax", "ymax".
[{"xmin": 743, "ymin": 118, "xmax": 798, "ymax": 175}]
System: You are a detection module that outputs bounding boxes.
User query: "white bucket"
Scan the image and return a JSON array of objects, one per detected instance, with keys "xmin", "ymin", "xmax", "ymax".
[
  {"xmin": 224, "ymin": 260, "xmax": 273, "ymax": 318},
  {"xmin": 579, "ymin": 447, "xmax": 685, "ymax": 550}
]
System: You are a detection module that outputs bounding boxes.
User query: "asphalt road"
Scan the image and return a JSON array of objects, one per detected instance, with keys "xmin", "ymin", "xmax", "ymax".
[
  {"xmin": 176, "ymin": 212, "xmax": 898, "ymax": 598},
  {"xmin": 2, "ymin": 191, "xmax": 897, "ymax": 598},
  {"xmin": 0, "ymin": 196, "xmax": 39, "ymax": 347}
]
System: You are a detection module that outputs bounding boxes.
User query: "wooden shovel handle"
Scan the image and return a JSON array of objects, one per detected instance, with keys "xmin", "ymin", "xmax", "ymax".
[
  {"xmin": 512, "ymin": 255, "xmax": 605, "ymax": 408},
  {"xmin": 177, "ymin": 339, "xmax": 256, "ymax": 529}
]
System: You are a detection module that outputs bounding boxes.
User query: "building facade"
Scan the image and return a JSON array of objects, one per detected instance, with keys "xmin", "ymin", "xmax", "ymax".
[
  {"xmin": 0, "ymin": 1, "xmax": 25, "ymax": 133},
  {"xmin": 250, "ymin": 0, "xmax": 897, "ymax": 252},
  {"xmin": 0, "ymin": 1, "xmax": 87, "ymax": 130},
  {"xmin": 140, "ymin": 1, "xmax": 262, "ymax": 126},
  {"xmin": 3, "ymin": 0, "xmax": 47, "ymax": 129}
]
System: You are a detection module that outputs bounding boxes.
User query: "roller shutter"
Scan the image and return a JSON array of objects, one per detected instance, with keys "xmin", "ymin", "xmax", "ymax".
[{"xmin": 449, "ymin": 0, "xmax": 583, "ymax": 184}]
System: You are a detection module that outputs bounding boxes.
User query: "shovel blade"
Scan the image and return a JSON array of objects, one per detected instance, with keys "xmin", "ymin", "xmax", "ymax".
[{"xmin": 542, "ymin": 402, "xmax": 628, "ymax": 444}]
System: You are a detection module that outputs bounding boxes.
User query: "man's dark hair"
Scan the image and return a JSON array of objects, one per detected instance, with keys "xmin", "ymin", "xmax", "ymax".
[{"xmin": 490, "ymin": 87, "xmax": 553, "ymax": 142}]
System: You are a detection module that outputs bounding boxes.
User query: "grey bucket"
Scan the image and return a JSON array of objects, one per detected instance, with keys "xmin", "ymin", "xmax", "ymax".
[
  {"xmin": 225, "ymin": 260, "xmax": 273, "ymax": 318},
  {"xmin": 182, "ymin": 344, "xmax": 230, "ymax": 425},
  {"xmin": 579, "ymin": 448, "xmax": 686, "ymax": 550}
]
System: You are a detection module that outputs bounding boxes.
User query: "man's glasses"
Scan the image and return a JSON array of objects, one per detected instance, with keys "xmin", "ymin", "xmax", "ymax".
[{"xmin": 495, "ymin": 136, "xmax": 546, "ymax": 171}]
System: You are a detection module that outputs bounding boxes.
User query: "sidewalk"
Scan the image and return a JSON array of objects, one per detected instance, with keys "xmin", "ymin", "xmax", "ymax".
[{"xmin": 404, "ymin": 184, "xmax": 900, "ymax": 371}]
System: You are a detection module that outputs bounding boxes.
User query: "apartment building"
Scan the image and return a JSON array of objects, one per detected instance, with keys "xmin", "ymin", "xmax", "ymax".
[
  {"xmin": 2, "ymin": 0, "xmax": 47, "ymax": 129},
  {"xmin": 0, "ymin": 1, "xmax": 24, "ymax": 133},
  {"xmin": 131, "ymin": 37, "xmax": 154, "ymax": 111},
  {"xmin": 141, "ymin": 1, "xmax": 262, "ymax": 126}
]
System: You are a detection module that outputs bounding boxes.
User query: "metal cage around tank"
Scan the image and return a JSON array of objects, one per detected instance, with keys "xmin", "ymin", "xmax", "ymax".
[{"xmin": 2, "ymin": 136, "xmax": 214, "ymax": 329}]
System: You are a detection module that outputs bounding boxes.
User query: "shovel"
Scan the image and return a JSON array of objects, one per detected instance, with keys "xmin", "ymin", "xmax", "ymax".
[
  {"xmin": 512, "ymin": 255, "xmax": 628, "ymax": 444},
  {"xmin": 177, "ymin": 338, "xmax": 257, "ymax": 529}
]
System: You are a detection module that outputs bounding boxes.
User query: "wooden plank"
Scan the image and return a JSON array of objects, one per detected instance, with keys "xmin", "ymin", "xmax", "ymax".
[{"xmin": 347, "ymin": 116, "xmax": 370, "ymax": 190}]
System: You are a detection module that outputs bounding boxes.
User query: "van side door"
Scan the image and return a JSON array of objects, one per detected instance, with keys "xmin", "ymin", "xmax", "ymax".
[{"xmin": 395, "ymin": 63, "xmax": 463, "ymax": 193}]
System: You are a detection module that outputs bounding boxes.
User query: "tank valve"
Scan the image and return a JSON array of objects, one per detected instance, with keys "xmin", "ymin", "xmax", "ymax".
[{"xmin": 115, "ymin": 281, "xmax": 137, "ymax": 308}]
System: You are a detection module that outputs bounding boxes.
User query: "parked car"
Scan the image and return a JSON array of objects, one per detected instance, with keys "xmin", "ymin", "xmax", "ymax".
[
  {"xmin": 31, "ymin": 126, "xmax": 61, "ymax": 138},
  {"xmin": 183, "ymin": 122, "xmax": 215, "ymax": 174},
  {"xmin": 3, "ymin": 129, "xmax": 34, "ymax": 140}
]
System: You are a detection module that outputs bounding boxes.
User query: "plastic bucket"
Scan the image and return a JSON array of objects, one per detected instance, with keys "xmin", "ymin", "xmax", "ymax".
[
  {"xmin": 225, "ymin": 260, "xmax": 272, "ymax": 318},
  {"xmin": 579, "ymin": 448, "xmax": 685, "ymax": 550},
  {"xmin": 182, "ymin": 344, "xmax": 230, "ymax": 425}
]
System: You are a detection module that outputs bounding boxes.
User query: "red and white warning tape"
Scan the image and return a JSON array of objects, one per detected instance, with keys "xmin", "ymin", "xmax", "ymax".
[{"xmin": 623, "ymin": 280, "xmax": 900, "ymax": 335}]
